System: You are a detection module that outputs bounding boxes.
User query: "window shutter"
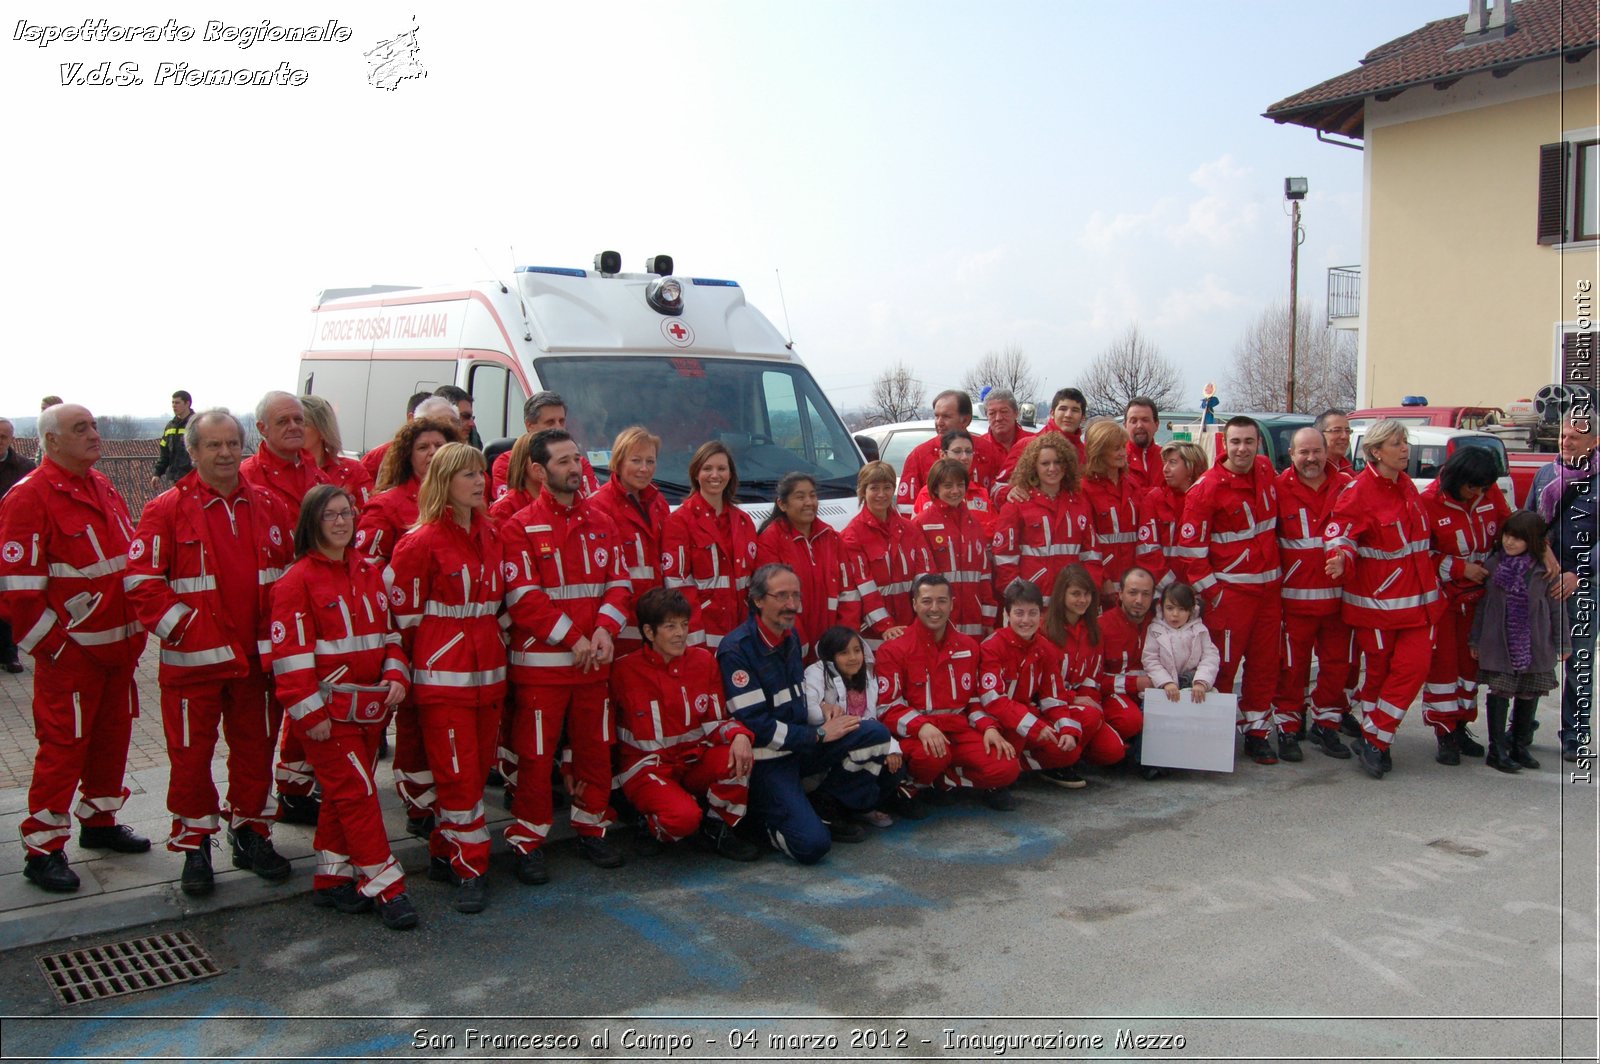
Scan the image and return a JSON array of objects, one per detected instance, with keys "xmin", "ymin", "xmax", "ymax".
[
  {"xmin": 1538, "ymin": 142, "xmax": 1570, "ymax": 245},
  {"xmin": 1563, "ymin": 331, "xmax": 1596, "ymax": 391}
]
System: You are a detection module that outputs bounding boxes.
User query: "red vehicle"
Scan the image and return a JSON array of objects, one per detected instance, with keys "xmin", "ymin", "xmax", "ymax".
[{"xmin": 1350, "ymin": 406, "xmax": 1552, "ymax": 505}]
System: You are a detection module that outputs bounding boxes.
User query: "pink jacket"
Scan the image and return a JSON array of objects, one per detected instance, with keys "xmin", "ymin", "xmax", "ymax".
[{"xmin": 1141, "ymin": 616, "xmax": 1220, "ymax": 689}]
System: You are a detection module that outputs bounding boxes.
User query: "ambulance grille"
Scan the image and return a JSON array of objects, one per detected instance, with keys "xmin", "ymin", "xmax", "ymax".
[{"xmin": 37, "ymin": 931, "xmax": 220, "ymax": 1005}]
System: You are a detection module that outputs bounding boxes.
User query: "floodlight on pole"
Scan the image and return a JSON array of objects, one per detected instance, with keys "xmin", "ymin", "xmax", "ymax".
[{"xmin": 1285, "ymin": 178, "xmax": 1308, "ymax": 412}]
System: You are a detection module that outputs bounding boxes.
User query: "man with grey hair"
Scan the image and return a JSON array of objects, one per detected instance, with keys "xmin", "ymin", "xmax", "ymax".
[
  {"xmin": 0, "ymin": 404, "xmax": 149, "ymax": 892},
  {"xmin": 360, "ymin": 390, "xmax": 436, "ymax": 480},
  {"xmin": 0, "ymin": 417, "xmax": 35, "ymax": 672},
  {"xmin": 983, "ymin": 388, "xmax": 1034, "ymax": 458},
  {"xmin": 240, "ymin": 391, "xmax": 331, "ymax": 823},
  {"xmin": 490, "ymin": 390, "xmax": 600, "ymax": 501},
  {"xmin": 126, "ymin": 409, "xmax": 296, "ymax": 894}
]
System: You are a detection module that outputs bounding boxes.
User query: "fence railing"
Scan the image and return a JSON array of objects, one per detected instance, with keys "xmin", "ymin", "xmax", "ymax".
[{"xmin": 1327, "ymin": 265, "xmax": 1361, "ymax": 322}]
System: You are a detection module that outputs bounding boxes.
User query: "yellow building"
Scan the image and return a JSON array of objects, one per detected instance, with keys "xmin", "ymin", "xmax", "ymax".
[{"xmin": 1267, "ymin": 0, "xmax": 1599, "ymax": 408}]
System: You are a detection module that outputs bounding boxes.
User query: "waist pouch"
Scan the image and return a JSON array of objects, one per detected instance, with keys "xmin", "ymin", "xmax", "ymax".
[{"xmin": 319, "ymin": 682, "xmax": 390, "ymax": 725}]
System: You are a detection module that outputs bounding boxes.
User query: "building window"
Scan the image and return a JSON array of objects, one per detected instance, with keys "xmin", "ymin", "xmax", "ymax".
[{"xmin": 1540, "ymin": 139, "xmax": 1600, "ymax": 245}]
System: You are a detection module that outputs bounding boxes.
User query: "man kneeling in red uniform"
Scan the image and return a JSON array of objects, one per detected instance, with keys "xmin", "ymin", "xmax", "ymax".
[{"xmin": 610, "ymin": 588, "xmax": 761, "ymax": 861}]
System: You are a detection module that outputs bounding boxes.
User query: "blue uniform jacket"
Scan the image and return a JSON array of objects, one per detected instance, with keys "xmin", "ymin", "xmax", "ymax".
[{"xmin": 717, "ymin": 615, "xmax": 825, "ymax": 761}]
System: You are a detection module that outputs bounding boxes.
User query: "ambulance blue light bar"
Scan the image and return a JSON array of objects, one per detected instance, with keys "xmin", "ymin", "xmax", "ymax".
[
  {"xmin": 516, "ymin": 266, "xmax": 588, "ymax": 278},
  {"xmin": 691, "ymin": 277, "xmax": 740, "ymax": 287}
]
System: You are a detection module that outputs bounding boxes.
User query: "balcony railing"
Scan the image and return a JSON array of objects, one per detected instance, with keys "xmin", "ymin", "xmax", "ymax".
[{"xmin": 1328, "ymin": 265, "xmax": 1360, "ymax": 323}]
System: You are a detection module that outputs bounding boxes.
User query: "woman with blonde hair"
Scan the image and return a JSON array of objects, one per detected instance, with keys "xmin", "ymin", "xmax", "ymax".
[
  {"xmin": 488, "ymin": 433, "xmax": 538, "ymax": 525},
  {"xmin": 299, "ymin": 395, "xmax": 374, "ymax": 506},
  {"xmin": 589, "ymin": 425, "xmax": 670, "ymax": 653},
  {"xmin": 1081, "ymin": 420, "xmax": 1146, "ymax": 603},
  {"xmin": 993, "ymin": 434, "xmax": 1101, "ymax": 601},
  {"xmin": 660, "ymin": 441, "xmax": 760, "ymax": 649},
  {"xmin": 842, "ymin": 460, "xmax": 931, "ymax": 649},
  {"xmin": 1142, "ymin": 441, "xmax": 1207, "ymax": 590},
  {"xmin": 387, "ymin": 442, "xmax": 508, "ymax": 912}
]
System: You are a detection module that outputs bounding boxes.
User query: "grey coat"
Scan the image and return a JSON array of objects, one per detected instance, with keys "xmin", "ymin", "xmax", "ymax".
[{"xmin": 1470, "ymin": 554, "xmax": 1571, "ymax": 674}]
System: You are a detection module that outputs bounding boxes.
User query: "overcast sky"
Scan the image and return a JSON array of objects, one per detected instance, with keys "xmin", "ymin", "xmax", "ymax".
[{"xmin": 4, "ymin": 0, "xmax": 1455, "ymax": 424}]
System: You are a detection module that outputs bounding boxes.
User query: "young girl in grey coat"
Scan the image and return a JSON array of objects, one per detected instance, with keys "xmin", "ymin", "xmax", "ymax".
[{"xmin": 1470, "ymin": 511, "xmax": 1570, "ymax": 773}]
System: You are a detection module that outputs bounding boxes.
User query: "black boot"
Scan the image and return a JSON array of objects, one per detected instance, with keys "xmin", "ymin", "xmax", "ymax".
[
  {"xmin": 181, "ymin": 846, "xmax": 215, "ymax": 896},
  {"xmin": 1453, "ymin": 723, "xmax": 1485, "ymax": 758},
  {"xmin": 1434, "ymin": 728, "xmax": 1461, "ymax": 766},
  {"xmin": 1509, "ymin": 697, "xmax": 1541, "ymax": 770},
  {"xmin": 1484, "ymin": 696, "xmax": 1520, "ymax": 773}
]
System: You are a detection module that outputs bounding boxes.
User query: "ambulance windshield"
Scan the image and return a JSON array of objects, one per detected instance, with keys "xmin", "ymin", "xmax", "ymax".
[{"xmin": 535, "ymin": 356, "xmax": 863, "ymax": 503}]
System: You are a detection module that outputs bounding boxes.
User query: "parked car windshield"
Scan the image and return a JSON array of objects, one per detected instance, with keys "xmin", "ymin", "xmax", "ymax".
[{"xmin": 534, "ymin": 356, "xmax": 863, "ymax": 502}]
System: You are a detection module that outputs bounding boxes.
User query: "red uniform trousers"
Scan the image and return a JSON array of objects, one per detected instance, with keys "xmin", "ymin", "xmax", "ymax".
[
  {"xmin": 1355, "ymin": 625, "xmax": 1434, "ymax": 751},
  {"xmin": 22, "ymin": 656, "xmax": 138, "ymax": 856},
  {"xmin": 162, "ymin": 669, "xmax": 282, "ymax": 850},
  {"xmin": 1273, "ymin": 613, "xmax": 1353, "ymax": 735},
  {"xmin": 1203, "ymin": 586, "xmax": 1282, "ymax": 737},
  {"xmin": 622, "ymin": 743, "xmax": 749, "ymax": 842},
  {"xmin": 389, "ymin": 699, "xmax": 435, "ymax": 818},
  {"xmin": 274, "ymin": 728, "xmax": 314, "ymax": 798},
  {"xmin": 899, "ymin": 726, "xmax": 1021, "ymax": 791},
  {"xmin": 1099, "ymin": 694, "xmax": 1143, "ymax": 751},
  {"xmin": 417, "ymin": 700, "xmax": 500, "ymax": 879},
  {"xmin": 986, "ymin": 699, "xmax": 1091, "ymax": 771},
  {"xmin": 1060, "ymin": 701, "xmax": 1127, "ymax": 765},
  {"xmin": 1421, "ymin": 595, "xmax": 1480, "ymax": 735},
  {"xmin": 505, "ymin": 681, "xmax": 615, "ymax": 853},
  {"xmin": 304, "ymin": 721, "xmax": 405, "ymax": 901}
]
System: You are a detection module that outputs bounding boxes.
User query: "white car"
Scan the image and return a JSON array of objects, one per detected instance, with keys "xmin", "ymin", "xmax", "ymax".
[
  {"xmin": 855, "ymin": 413, "xmax": 1039, "ymax": 475},
  {"xmin": 1346, "ymin": 424, "xmax": 1515, "ymax": 500}
]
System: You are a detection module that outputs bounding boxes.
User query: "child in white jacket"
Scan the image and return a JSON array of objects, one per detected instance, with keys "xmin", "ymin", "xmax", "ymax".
[{"xmin": 1142, "ymin": 583, "xmax": 1220, "ymax": 703}]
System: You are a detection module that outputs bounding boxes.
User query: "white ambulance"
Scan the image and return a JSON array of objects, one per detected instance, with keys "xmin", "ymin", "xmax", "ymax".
[{"xmin": 298, "ymin": 252, "xmax": 866, "ymax": 528}]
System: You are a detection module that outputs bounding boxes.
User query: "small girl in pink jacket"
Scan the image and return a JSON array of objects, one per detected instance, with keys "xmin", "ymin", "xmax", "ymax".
[{"xmin": 1142, "ymin": 584, "xmax": 1220, "ymax": 703}]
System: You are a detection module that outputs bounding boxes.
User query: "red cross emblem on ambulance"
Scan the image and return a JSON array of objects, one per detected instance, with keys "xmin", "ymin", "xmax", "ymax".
[{"xmin": 662, "ymin": 319, "xmax": 696, "ymax": 347}]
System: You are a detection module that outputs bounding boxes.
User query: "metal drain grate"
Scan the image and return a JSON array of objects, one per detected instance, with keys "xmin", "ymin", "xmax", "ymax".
[{"xmin": 37, "ymin": 931, "xmax": 220, "ymax": 1006}]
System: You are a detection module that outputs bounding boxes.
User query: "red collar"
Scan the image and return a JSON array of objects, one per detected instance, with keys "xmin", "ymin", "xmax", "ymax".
[{"xmin": 755, "ymin": 618, "xmax": 787, "ymax": 647}]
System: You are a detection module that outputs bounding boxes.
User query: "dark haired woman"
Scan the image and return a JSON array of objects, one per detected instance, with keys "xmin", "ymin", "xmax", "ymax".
[
  {"xmin": 661, "ymin": 442, "xmax": 759, "ymax": 649},
  {"xmin": 755, "ymin": 472, "xmax": 861, "ymax": 659}
]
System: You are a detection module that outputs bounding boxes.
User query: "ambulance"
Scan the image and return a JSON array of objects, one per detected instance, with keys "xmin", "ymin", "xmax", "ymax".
[{"xmin": 297, "ymin": 252, "xmax": 866, "ymax": 528}]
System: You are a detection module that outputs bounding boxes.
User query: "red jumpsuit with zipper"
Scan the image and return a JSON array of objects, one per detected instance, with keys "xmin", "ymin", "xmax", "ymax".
[
  {"xmin": 1272, "ymin": 466, "xmax": 1353, "ymax": 735},
  {"xmin": 500, "ymin": 493, "xmax": 632, "ymax": 852},
  {"xmin": 1141, "ymin": 482, "xmax": 1189, "ymax": 590},
  {"xmin": 352, "ymin": 479, "xmax": 432, "ymax": 819},
  {"xmin": 1046, "ymin": 617, "xmax": 1124, "ymax": 763},
  {"xmin": 1324, "ymin": 466, "xmax": 1444, "ymax": 752},
  {"xmin": 241, "ymin": 446, "xmax": 332, "ymax": 802},
  {"xmin": 125, "ymin": 475, "xmax": 294, "ymax": 849},
  {"xmin": 1097, "ymin": 609, "xmax": 1152, "ymax": 753},
  {"xmin": 911, "ymin": 499, "xmax": 998, "ymax": 640},
  {"xmin": 388, "ymin": 514, "xmax": 507, "ymax": 879},
  {"xmin": 1082, "ymin": 472, "xmax": 1145, "ymax": 592},
  {"xmin": 841, "ymin": 507, "xmax": 931, "ymax": 650},
  {"xmin": 1125, "ymin": 440, "xmax": 1164, "ymax": 493},
  {"xmin": 876, "ymin": 624, "xmax": 1019, "ymax": 791},
  {"xmin": 1420, "ymin": 481, "xmax": 1510, "ymax": 735},
  {"xmin": 755, "ymin": 517, "xmax": 862, "ymax": 660},
  {"xmin": 270, "ymin": 550, "xmax": 409, "ymax": 900},
  {"xmin": 992, "ymin": 488, "xmax": 1102, "ymax": 599},
  {"xmin": 610, "ymin": 645, "xmax": 753, "ymax": 842},
  {"xmin": 587, "ymin": 478, "xmax": 669, "ymax": 654},
  {"xmin": 977, "ymin": 627, "xmax": 1087, "ymax": 771},
  {"xmin": 1175, "ymin": 456, "xmax": 1283, "ymax": 738},
  {"xmin": 896, "ymin": 433, "xmax": 1005, "ymax": 516},
  {"xmin": 661, "ymin": 493, "xmax": 759, "ymax": 650},
  {"xmin": 0, "ymin": 458, "xmax": 146, "ymax": 856}
]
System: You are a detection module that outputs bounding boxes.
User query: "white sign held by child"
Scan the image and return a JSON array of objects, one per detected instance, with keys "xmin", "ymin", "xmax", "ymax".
[{"xmin": 1141, "ymin": 689, "xmax": 1238, "ymax": 772}]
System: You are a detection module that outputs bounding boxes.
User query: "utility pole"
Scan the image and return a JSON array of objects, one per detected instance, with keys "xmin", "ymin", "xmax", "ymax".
[{"xmin": 1284, "ymin": 178, "xmax": 1308, "ymax": 413}]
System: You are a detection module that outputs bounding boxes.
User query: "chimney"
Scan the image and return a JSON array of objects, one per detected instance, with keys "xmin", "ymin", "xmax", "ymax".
[
  {"xmin": 1487, "ymin": 0, "xmax": 1513, "ymax": 31},
  {"xmin": 1464, "ymin": 0, "xmax": 1488, "ymax": 34}
]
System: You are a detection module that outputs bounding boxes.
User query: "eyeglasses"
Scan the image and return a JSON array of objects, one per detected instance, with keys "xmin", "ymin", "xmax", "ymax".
[{"xmin": 320, "ymin": 509, "xmax": 355, "ymax": 523}]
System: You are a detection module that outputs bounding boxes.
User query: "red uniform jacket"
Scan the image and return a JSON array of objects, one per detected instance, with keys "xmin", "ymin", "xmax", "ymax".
[
  {"xmin": 1008, "ymin": 425, "xmax": 1085, "ymax": 474},
  {"xmin": 1125, "ymin": 440, "xmax": 1164, "ymax": 492},
  {"xmin": 841, "ymin": 507, "xmax": 931, "ymax": 643},
  {"xmin": 912, "ymin": 482, "xmax": 998, "ymax": 533},
  {"xmin": 897, "ymin": 432, "xmax": 1005, "ymax": 516},
  {"xmin": 239, "ymin": 447, "xmax": 331, "ymax": 524},
  {"xmin": 322, "ymin": 456, "xmax": 374, "ymax": 508},
  {"xmin": 992, "ymin": 488, "xmax": 1102, "ymax": 596},
  {"xmin": 609, "ymin": 645, "xmax": 753, "ymax": 785},
  {"xmin": 1421, "ymin": 481, "xmax": 1511, "ymax": 604},
  {"xmin": 354, "ymin": 481, "xmax": 420, "ymax": 562},
  {"xmin": 360, "ymin": 442, "xmax": 390, "ymax": 482},
  {"xmin": 978, "ymin": 627, "xmax": 1069, "ymax": 741},
  {"xmin": 1140, "ymin": 482, "xmax": 1188, "ymax": 589},
  {"xmin": 910, "ymin": 499, "xmax": 997, "ymax": 639},
  {"xmin": 755, "ymin": 517, "xmax": 862, "ymax": 657},
  {"xmin": 1175, "ymin": 456, "xmax": 1282, "ymax": 599},
  {"xmin": 125, "ymin": 475, "xmax": 293, "ymax": 684},
  {"xmin": 660, "ymin": 493, "xmax": 759, "ymax": 649},
  {"xmin": 1048, "ymin": 618, "xmax": 1104, "ymax": 704},
  {"xmin": 387, "ymin": 514, "xmax": 508, "ymax": 706},
  {"xmin": 1097, "ymin": 609, "xmax": 1151, "ymax": 699},
  {"xmin": 501, "ymin": 492, "xmax": 633, "ymax": 685},
  {"xmin": 269, "ymin": 550, "xmax": 409, "ymax": 734},
  {"xmin": 876, "ymin": 623, "xmax": 997, "ymax": 738},
  {"xmin": 0, "ymin": 457, "xmax": 146, "ymax": 668},
  {"xmin": 489, "ymin": 487, "xmax": 535, "ymax": 529},
  {"xmin": 1082, "ymin": 473, "xmax": 1146, "ymax": 587},
  {"xmin": 986, "ymin": 425, "xmax": 1036, "ymax": 486},
  {"xmin": 1324, "ymin": 466, "xmax": 1443, "ymax": 630},
  {"xmin": 1276, "ymin": 466, "xmax": 1352, "ymax": 617},
  {"xmin": 491, "ymin": 450, "xmax": 599, "ymax": 502},
  {"xmin": 587, "ymin": 478, "xmax": 670, "ymax": 649}
]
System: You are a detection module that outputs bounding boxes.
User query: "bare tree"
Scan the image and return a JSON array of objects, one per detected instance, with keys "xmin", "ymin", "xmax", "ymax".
[
  {"xmin": 1225, "ymin": 303, "xmax": 1357, "ymax": 413},
  {"xmin": 867, "ymin": 362, "xmax": 926, "ymax": 425},
  {"xmin": 1081, "ymin": 324, "xmax": 1185, "ymax": 416},
  {"xmin": 96, "ymin": 415, "xmax": 144, "ymax": 440},
  {"xmin": 961, "ymin": 343, "xmax": 1041, "ymax": 408}
]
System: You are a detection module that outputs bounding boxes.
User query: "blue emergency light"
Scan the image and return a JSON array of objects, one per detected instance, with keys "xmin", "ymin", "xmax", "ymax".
[
  {"xmin": 1401, "ymin": 395, "xmax": 1428, "ymax": 406},
  {"xmin": 516, "ymin": 266, "xmax": 587, "ymax": 278},
  {"xmin": 691, "ymin": 278, "xmax": 740, "ymax": 287}
]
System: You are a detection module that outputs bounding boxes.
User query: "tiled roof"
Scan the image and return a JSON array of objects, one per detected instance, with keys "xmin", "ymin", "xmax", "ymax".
[
  {"xmin": 1264, "ymin": 0, "xmax": 1599, "ymax": 138},
  {"xmin": 14, "ymin": 437, "xmax": 162, "ymax": 518}
]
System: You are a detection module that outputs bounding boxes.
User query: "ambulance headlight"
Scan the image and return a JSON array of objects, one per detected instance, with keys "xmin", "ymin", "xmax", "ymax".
[{"xmin": 646, "ymin": 277, "xmax": 684, "ymax": 316}]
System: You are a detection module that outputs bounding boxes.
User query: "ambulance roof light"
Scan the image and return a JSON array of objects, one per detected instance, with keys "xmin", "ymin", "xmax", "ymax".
[
  {"xmin": 516, "ymin": 266, "xmax": 587, "ymax": 278},
  {"xmin": 594, "ymin": 250, "xmax": 622, "ymax": 276},
  {"xmin": 646, "ymin": 277, "xmax": 683, "ymax": 316},
  {"xmin": 644, "ymin": 255, "xmax": 674, "ymax": 276},
  {"xmin": 1401, "ymin": 395, "xmax": 1428, "ymax": 406}
]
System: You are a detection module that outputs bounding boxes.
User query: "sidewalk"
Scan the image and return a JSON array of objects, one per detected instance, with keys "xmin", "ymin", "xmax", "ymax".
[{"xmin": 0, "ymin": 644, "xmax": 541, "ymax": 953}]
